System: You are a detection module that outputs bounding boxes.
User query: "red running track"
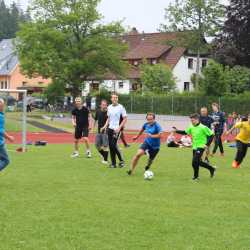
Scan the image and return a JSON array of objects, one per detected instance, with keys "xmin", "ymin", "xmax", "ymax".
[{"xmin": 7, "ymin": 132, "xmax": 236, "ymax": 145}]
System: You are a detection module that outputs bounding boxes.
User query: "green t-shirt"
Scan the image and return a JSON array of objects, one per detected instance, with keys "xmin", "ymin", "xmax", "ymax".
[{"xmin": 185, "ymin": 123, "xmax": 214, "ymax": 149}]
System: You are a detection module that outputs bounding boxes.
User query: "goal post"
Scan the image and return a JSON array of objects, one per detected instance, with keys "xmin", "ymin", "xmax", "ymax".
[{"xmin": 0, "ymin": 89, "xmax": 27, "ymax": 152}]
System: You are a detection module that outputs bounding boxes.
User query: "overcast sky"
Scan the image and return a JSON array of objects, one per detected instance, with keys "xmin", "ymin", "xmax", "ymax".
[{"xmin": 5, "ymin": 0, "xmax": 228, "ymax": 33}]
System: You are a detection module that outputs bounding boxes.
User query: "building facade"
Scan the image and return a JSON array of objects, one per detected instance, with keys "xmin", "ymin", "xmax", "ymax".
[
  {"xmin": 83, "ymin": 29, "xmax": 208, "ymax": 95},
  {"xmin": 0, "ymin": 39, "xmax": 50, "ymax": 98}
]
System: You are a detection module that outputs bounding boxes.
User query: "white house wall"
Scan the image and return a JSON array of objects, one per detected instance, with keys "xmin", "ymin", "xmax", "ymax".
[{"xmin": 172, "ymin": 56, "xmax": 207, "ymax": 92}]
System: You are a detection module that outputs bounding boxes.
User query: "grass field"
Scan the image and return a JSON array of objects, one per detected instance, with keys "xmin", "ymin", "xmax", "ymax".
[{"xmin": 1, "ymin": 144, "xmax": 250, "ymax": 250}]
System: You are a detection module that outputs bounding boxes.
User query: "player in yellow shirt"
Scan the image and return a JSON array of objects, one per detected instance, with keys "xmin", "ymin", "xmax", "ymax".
[{"xmin": 226, "ymin": 114, "xmax": 250, "ymax": 168}]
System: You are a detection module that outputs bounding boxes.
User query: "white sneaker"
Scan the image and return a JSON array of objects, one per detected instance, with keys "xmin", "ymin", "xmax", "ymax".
[
  {"xmin": 71, "ymin": 152, "xmax": 79, "ymax": 158},
  {"xmin": 101, "ymin": 160, "xmax": 108, "ymax": 165},
  {"xmin": 86, "ymin": 151, "xmax": 92, "ymax": 158}
]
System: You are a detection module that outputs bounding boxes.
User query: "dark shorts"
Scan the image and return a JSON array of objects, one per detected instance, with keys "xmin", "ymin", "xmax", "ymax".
[
  {"xmin": 75, "ymin": 126, "xmax": 89, "ymax": 139},
  {"xmin": 95, "ymin": 133, "xmax": 109, "ymax": 148},
  {"xmin": 140, "ymin": 142, "xmax": 160, "ymax": 160}
]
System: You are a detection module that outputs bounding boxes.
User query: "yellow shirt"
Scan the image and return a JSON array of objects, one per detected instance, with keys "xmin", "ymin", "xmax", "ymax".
[{"xmin": 235, "ymin": 121, "xmax": 250, "ymax": 144}]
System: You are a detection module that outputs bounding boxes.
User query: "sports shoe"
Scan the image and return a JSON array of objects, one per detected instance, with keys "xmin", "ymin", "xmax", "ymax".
[
  {"xmin": 127, "ymin": 170, "xmax": 132, "ymax": 175},
  {"xmin": 101, "ymin": 160, "xmax": 108, "ymax": 165},
  {"xmin": 109, "ymin": 164, "xmax": 117, "ymax": 168},
  {"xmin": 119, "ymin": 161, "xmax": 125, "ymax": 168},
  {"xmin": 86, "ymin": 151, "xmax": 92, "ymax": 158},
  {"xmin": 71, "ymin": 152, "xmax": 79, "ymax": 158},
  {"xmin": 192, "ymin": 177, "xmax": 200, "ymax": 182},
  {"xmin": 210, "ymin": 166, "xmax": 217, "ymax": 178},
  {"xmin": 232, "ymin": 160, "xmax": 240, "ymax": 169},
  {"xmin": 124, "ymin": 144, "xmax": 130, "ymax": 148}
]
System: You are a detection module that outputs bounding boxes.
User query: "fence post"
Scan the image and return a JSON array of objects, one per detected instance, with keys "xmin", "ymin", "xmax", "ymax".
[
  {"xmin": 171, "ymin": 95, "xmax": 174, "ymax": 115},
  {"xmin": 130, "ymin": 95, "xmax": 133, "ymax": 113},
  {"xmin": 151, "ymin": 96, "xmax": 154, "ymax": 112}
]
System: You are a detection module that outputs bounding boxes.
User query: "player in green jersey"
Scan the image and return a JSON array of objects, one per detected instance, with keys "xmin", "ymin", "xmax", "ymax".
[{"xmin": 173, "ymin": 113, "xmax": 217, "ymax": 181}]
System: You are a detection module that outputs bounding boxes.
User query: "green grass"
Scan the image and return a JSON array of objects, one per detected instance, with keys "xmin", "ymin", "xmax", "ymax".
[{"xmin": 1, "ymin": 144, "xmax": 250, "ymax": 250}]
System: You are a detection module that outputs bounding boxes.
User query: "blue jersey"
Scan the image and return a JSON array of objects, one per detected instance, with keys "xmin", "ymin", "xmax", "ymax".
[
  {"xmin": 142, "ymin": 122, "xmax": 162, "ymax": 149},
  {"xmin": 0, "ymin": 112, "xmax": 5, "ymax": 145}
]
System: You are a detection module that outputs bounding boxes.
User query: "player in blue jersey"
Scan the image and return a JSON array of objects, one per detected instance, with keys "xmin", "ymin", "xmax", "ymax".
[
  {"xmin": 127, "ymin": 113, "xmax": 163, "ymax": 175},
  {"xmin": 0, "ymin": 99, "xmax": 14, "ymax": 173}
]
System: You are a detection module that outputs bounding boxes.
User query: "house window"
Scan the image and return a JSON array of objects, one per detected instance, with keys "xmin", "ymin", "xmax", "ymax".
[
  {"xmin": 184, "ymin": 82, "xmax": 190, "ymax": 92},
  {"xmin": 91, "ymin": 83, "xmax": 99, "ymax": 91},
  {"xmin": 118, "ymin": 81, "xmax": 124, "ymax": 89},
  {"xmin": 202, "ymin": 59, "xmax": 207, "ymax": 68},
  {"xmin": 133, "ymin": 61, "xmax": 139, "ymax": 66},
  {"xmin": 151, "ymin": 59, "xmax": 157, "ymax": 65},
  {"xmin": 22, "ymin": 81, "xmax": 27, "ymax": 86},
  {"xmin": 0, "ymin": 82, "xmax": 3, "ymax": 89},
  {"xmin": 4, "ymin": 81, "xmax": 8, "ymax": 89},
  {"xmin": 188, "ymin": 58, "xmax": 194, "ymax": 69}
]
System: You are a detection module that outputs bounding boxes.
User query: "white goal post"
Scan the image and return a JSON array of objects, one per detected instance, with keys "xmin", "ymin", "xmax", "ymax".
[{"xmin": 0, "ymin": 89, "xmax": 27, "ymax": 152}]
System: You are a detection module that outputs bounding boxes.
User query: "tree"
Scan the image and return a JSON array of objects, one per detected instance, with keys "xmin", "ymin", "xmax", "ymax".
[
  {"xmin": 198, "ymin": 60, "xmax": 227, "ymax": 96},
  {"xmin": 0, "ymin": 0, "xmax": 30, "ymax": 40},
  {"xmin": 214, "ymin": 0, "xmax": 250, "ymax": 67},
  {"xmin": 141, "ymin": 63, "xmax": 176, "ymax": 93},
  {"xmin": 160, "ymin": 0, "xmax": 225, "ymax": 90},
  {"xmin": 16, "ymin": 0, "xmax": 127, "ymax": 98},
  {"xmin": 224, "ymin": 66, "xmax": 250, "ymax": 94}
]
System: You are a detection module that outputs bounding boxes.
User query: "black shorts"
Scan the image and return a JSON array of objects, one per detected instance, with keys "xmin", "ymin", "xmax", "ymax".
[
  {"xmin": 75, "ymin": 127, "xmax": 89, "ymax": 139},
  {"xmin": 140, "ymin": 142, "xmax": 159, "ymax": 160}
]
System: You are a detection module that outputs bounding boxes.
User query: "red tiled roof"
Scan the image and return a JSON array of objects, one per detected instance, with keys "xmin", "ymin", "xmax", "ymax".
[{"xmin": 121, "ymin": 32, "xmax": 187, "ymax": 69}]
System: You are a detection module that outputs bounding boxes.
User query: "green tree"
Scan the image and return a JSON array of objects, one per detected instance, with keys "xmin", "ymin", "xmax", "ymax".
[
  {"xmin": 224, "ymin": 66, "xmax": 250, "ymax": 94},
  {"xmin": 44, "ymin": 80, "xmax": 65, "ymax": 104},
  {"xmin": 0, "ymin": 0, "xmax": 30, "ymax": 40},
  {"xmin": 214, "ymin": 0, "xmax": 250, "ymax": 67},
  {"xmin": 141, "ymin": 63, "xmax": 176, "ymax": 93},
  {"xmin": 198, "ymin": 60, "xmax": 227, "ymax": 96},
  {"xmin": 160, "ymin": 0, "xmax": 225, "ymax": 90},
  {"xmin": 16, "ymin": 0, "xmax": 127, "ymax": 98}
]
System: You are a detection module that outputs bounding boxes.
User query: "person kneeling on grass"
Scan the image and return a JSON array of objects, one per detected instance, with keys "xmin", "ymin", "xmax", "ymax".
[
  {"xmin": 225, "ymin": 113, "xmax": 250, "ymax": 169},
  {"xmin": 127, "ymin": 113, "xmax": 163, "ymax": 175},
  {"xmin": 173, "ymin": 113, "xmax": 216, "ymax": 181},
  {"xmin": 0, "ymin": 99, "xmax": 14, "ymax": 172}
]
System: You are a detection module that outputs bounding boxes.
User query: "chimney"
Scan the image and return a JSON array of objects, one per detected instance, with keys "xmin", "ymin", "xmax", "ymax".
[{"xmin": 129, "ymin": 27, "xmax": 139, "ymax": 35}]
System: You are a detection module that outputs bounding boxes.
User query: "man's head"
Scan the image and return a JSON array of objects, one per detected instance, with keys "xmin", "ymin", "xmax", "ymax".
[
  {"xmin": 190, "ymin": 113, "xmax": 200, "ymax": 126},
  {"xmin": 200, "ymin": 107, "xmax": 208, "ymax": 117},
  {"xmin": 0, "ymin": 98, "xmax": 5, "ymax": 112},
  {"xmin": 111, "ymin": 93, "xmax": 118, "ymax": 105},
  {"xmin": 212, "ymin": 102, "xmax": 219, "ymax": 112},
  {"xmin": 75, "ymin": 97, "xmax": 82, "ymax": 109},
  {"xmin": 100, "ymin": 99, "xmax": 108, "ymax": 110},
  {"xmin": 146, "ymin": 112, "xmax": 156, "ymax": 124}
]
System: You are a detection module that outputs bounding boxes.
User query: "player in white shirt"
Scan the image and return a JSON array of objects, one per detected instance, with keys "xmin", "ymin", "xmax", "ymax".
[{"xmin": 101, "ymin": 93, "xmax": 127, "ymax": 168}]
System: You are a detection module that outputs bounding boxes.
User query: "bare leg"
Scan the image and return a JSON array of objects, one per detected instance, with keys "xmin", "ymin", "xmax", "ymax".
[
  {"xmin": 83, "ymin": 137, "xmax": 90, "ymax": 151},
  {"xmin": 130, "ymin": 149, "xmax": 145, "ymax": 174},
  {"xmin": 74, "ymin": 139, "xmax": 80, "ymax": 152}
]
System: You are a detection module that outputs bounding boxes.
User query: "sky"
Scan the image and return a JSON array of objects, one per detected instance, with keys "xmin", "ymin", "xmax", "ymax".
[{"xmin": 5, "ymin": 0, "xmax": 228, "ymax": 33}]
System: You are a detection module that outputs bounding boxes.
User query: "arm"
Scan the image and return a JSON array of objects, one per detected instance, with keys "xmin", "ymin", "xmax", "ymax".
[
  {"xmin": 100, "ymin": 117, "xmax": 110, "ymax": 132},
  {"xmin": 225, "ymin": 125, "xmax": 236, "ymax": 135},
  {"xmin": 4, "ymin": 132, "xmax": 14, "ymax": 142},
  {"xmin": 88, "ymin": 112, "xmax": 93, "ymax": 130},
  {"xmin": 117, "ymin": 116, "xmax": 127, "ymax": 132},
  {"xmin": 72, "ymin": 115, "xmax": 76, "ymax": 127},
  {"xmin": 133, "ymin": 127, "xmax": 144, "ymax": 141}
]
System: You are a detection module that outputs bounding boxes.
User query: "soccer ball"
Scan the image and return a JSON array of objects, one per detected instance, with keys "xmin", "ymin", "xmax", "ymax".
[{"xmin": 144, "ymin": 170, "xmax": 154, "ymax": 180}]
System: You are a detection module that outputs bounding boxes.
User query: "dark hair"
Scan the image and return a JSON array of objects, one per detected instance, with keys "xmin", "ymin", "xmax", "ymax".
[
  {"xmin": 146, "ymin": 112, "xmax": 156, "ymax": 119},
  {"xmin": 242, "ymin": 116, "xmax": 248, "ymax": 122},
  {"xmin": 189, "ymin": 113, "xmax": 200, "ymax": 120},
  {"xmin": 212, "ymin": 102, "xmax": 219, "ymax": 109},
  {"xmin": 111, "ymin": 92, "xmax": 118, "ymax": 97}
]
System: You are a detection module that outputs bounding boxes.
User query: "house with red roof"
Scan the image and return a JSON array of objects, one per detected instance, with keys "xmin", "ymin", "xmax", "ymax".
[{"xmin": 83, "ymin": 28, "xmax": 208, "ymax": 94}]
